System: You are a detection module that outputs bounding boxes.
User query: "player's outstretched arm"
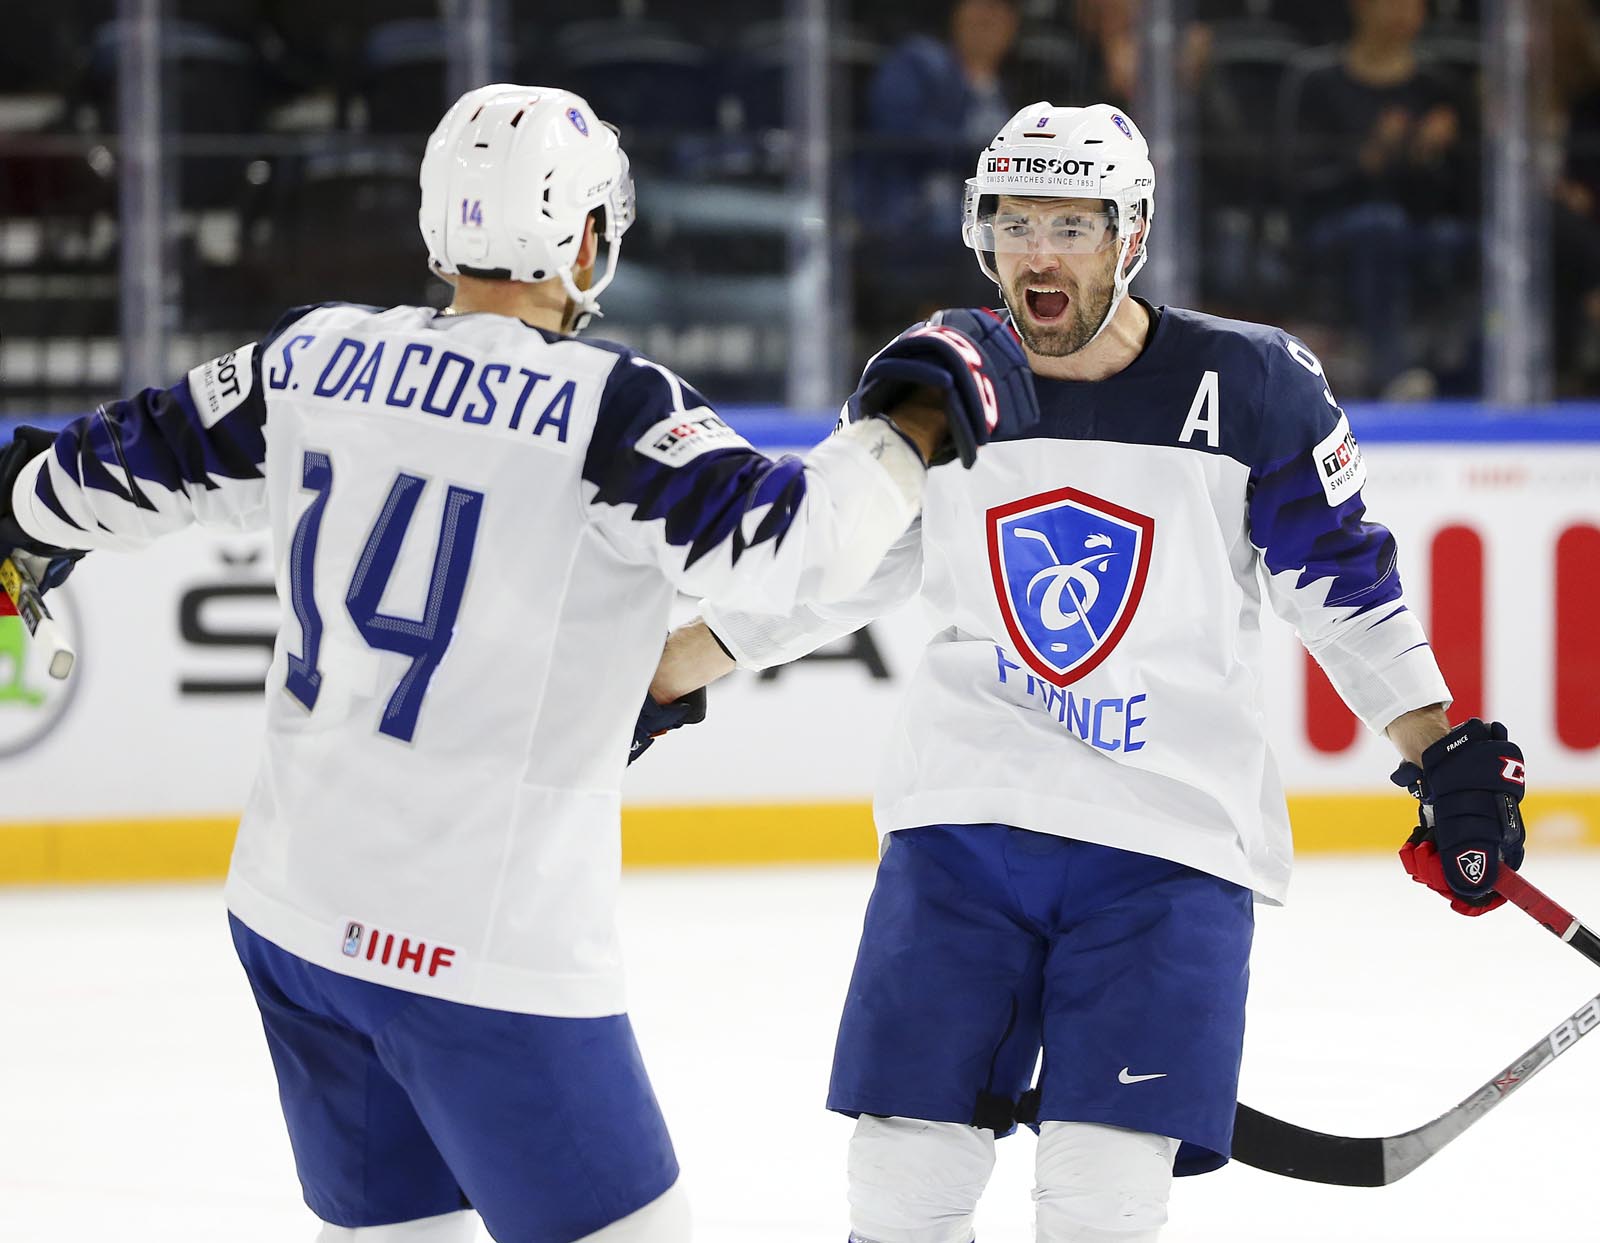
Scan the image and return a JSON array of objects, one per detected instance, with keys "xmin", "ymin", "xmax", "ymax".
[
  {"xmin": 623, "ymin": 312, "xmax": 1035, "ymax": 760},
  {"xmin": 3, "ymin": 315, "xmax": 307, "ymax": 555},
  {"xmin": 586, "ymin": 311, "xmax": 1032, "ymax": 619},
  {"xmin": 678, "ymin": 309, "xmax": 1038, "ymax": 674}
]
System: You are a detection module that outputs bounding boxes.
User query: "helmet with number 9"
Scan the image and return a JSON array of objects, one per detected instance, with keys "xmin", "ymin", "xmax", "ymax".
[
  {"xmin": 419, "ymin": 84, "xmax": 636, "ymax": 331},
  {"xmin": 961, "ymin": 102, "xmax": 1155, "ymax": 349}
]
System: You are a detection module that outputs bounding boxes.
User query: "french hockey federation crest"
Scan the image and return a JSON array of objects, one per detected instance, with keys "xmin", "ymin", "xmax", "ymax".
[
  {"xmin": 986, "ymin": 487, "xmax": 1154, "ymax": 687},
  {"xmin": 1455, "ymin": 848, "xmax": 1489, "ymax": 887}
]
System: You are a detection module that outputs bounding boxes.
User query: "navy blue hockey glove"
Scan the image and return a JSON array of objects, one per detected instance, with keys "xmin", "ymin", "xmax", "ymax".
[
  {"xmin": 0, "ymin": 426, "xmax": 84, "ymax": 595},
  {"xmin": 1394, "ymin": 719, "xmax": 1526, "ymax": 916},
  {"xmin": 628, "ymin": 686, "xmax": 708, "ymax": 764},
  {"xmin": 852, "ymin": 307, "xmax": 1040, "ymax": 468}
]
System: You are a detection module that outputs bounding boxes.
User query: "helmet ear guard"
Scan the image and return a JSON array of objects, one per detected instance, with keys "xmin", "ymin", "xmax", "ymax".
[{"xmin": 419, "ymin": 85, "xmax": 635, "ymax": 331}]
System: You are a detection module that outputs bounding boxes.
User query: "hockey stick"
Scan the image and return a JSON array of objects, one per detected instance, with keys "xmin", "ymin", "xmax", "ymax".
[
  {"xmin": 0, "ymin": 554, "xmax": 74, "ymax": 679},
  {"xmin": 1232, "ymin": 871, "xmax": 1600, "ymax": 1186}
]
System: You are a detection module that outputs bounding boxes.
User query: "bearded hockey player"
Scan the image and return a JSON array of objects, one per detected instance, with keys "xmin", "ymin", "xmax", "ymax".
[{"xmin": 648, "ymin": 103, "xmax": 1529, "ymax": 1241}]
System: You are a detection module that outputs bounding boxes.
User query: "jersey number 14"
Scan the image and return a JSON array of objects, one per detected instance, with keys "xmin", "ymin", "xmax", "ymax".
[{"xmin": 283, "ymin": 449, "xmax": 484, "ymax": 743}]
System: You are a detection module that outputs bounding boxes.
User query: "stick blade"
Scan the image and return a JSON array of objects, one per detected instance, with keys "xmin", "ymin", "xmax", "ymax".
[{"xmin": 1231, "ymin": 1103, "xmax": 1390, "ymax": 1186}]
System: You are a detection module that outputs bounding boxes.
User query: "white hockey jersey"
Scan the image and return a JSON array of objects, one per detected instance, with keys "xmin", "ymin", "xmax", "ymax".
[
  {"xmin": 10, "ymin": 303, "xmax": 926, "ymax": 1015},
  {"xmin": 704, "ymin": 306, "xmax": 1452, "ymax": 903}
]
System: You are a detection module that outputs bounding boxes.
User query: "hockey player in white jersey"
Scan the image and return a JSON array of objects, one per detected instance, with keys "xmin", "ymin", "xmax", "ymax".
[
  {"xmin": 0, "ymin": 85, "xmax": 1040, "ymax": 1243},
  {"xmin": 646, "ymin": 103, "xmax": 1531, "ymax": 1240}
]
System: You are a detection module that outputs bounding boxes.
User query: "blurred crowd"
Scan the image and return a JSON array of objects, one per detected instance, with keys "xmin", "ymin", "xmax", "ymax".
[
  {"xmin": 858, "ymin": 0, "xmax": 1600, "ymax": 399},
  {"xmin": 2, "ymin": 0, "xmax": 1599, "ymax": 408}
]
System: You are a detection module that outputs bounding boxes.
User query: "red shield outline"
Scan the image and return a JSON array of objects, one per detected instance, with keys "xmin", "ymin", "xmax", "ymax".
[{"xmin": 986, "ymin": 486, "xmax": 1155, "ymax": 688}]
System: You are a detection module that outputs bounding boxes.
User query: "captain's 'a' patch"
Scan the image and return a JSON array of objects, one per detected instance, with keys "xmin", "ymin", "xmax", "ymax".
[{"xmin": 1312, "ymin": 412, "xmax": 1366, "ymax": 505}]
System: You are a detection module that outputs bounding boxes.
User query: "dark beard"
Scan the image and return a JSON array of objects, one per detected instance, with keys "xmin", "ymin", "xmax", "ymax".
[{"xmin": 1002, "ymin": 265, "xmax": 1116, "ymax": 357}]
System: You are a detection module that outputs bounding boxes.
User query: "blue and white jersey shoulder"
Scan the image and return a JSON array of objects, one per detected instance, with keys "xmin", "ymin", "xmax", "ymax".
[
  {"xmin": 11, "ymin": 302, "xmax": 333, "ymax": 551},
  {"xmin": 1029, "ymin": 307, "xmax": 1404, "ymax": 627},
  {"xmin": 579, "ymin": 341, "xmax": 811, "ymax": 592}
]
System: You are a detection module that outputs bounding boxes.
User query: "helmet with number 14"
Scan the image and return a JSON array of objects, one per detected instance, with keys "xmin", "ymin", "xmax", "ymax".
[
  {"xmin": 962, "ymin": 102, "xmax": 1155, "ymax": 356},
  {"xmin": 419, "ymin": 84, "xmax": 635, "ymax": 332}
]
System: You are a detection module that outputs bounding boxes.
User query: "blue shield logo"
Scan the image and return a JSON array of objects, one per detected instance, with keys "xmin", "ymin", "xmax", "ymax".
[{"xmin": 987, "ymin": 487, "xmax": 1154, "ymax": 686}]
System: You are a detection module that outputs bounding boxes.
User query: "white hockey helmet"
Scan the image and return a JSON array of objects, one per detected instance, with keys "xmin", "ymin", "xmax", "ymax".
[
  {"xmin": 962, "ymin": 102, "xmax": 1155, "ymax": 345},
  {"xmin": 419, "ymin": 83, "xmax": 635, "ymax": 330}
]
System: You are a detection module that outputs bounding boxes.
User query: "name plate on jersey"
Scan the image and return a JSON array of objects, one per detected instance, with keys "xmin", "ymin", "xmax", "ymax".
[{"xmin": 986, "ymin": 486, "xmax": 1154, "ymax": 687}]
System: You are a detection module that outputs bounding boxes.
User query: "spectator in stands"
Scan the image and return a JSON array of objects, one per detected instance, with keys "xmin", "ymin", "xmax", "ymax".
[
  {"xmin": 1070, "ymin": 0, "xmax": 1139, "ymax": 109},
  {"xmin": 1287, "ymin": 0, "xmax": 1478, "ymax": 397},
  {"xmin": 1548, "ymin": 0, "xmax": 1600, "ymax": 395},
  {"xmin": 854, "ymin": 0, "xmax": 1021, "ymax": 351},
  {"xmin": 864, "ymin": 0, "xmax": 1020, "ymax": 235}
]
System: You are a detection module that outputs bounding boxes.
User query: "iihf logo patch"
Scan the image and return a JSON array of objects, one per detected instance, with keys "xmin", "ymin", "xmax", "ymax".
[
  {"xmin": 987, "ymin": 487, "xmax": 1154, "ymax": 687},
  {"xmin": 1456, "ymin": 849, "xmax": 1490, "ymax": 886},
  {"xmin": 567, "ymin": 107, "xmax": 589, "ymax": 136}
]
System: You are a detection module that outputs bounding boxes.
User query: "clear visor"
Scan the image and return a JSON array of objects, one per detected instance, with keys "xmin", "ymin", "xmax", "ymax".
[
  {"xmin": 603, "ymin": 124, "xmax": 636, "ymax": 240},
  {"xmin": 973, "ymin": 203, "xmax": 1116, "ymax": 256}
]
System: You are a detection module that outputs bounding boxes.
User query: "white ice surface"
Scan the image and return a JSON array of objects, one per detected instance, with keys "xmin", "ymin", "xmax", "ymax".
[{"xmin": 5, "ymin": 855, "xmax": 1600, "ymax": 1242}]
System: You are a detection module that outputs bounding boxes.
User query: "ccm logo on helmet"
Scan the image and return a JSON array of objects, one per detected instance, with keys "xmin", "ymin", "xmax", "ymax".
[
  {"xmin": 906, "ymin": 325, "xmax": 999, "ymax": 433},
  {"xmin": 988, "ymin": 156, "xmax": 1097, "ymax": 176}
]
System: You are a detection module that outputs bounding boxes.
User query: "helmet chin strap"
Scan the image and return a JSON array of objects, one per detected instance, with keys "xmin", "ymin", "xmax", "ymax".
[
  {"xmin": 559, "ymin": 260, "xmax": 604, "ymax": 333},
  {"xmin": 557, "ymin": 230, "xmax": 621, "ymax": 334},
  {"xmin": 1077, "ymin": 230, "xmax": 1136, "ymax": 351}
]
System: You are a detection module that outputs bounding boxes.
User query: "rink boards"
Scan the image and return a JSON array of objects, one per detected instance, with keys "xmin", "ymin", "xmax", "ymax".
[{"xmin": 2, "ymin": 415, "xmax": 1598, "ymax": 881}]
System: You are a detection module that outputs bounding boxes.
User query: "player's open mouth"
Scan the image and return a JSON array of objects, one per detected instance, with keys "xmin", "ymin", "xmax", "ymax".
[{"xmin": 1025, "ymin": 287, "xmax": 1069, "ymax": 323}]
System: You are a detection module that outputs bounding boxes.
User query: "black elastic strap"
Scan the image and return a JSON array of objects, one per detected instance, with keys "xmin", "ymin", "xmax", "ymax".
[
  {"xmin": 970, "ymin": 995, "xmax": 1023, "ymax": 1132},
  {"xmin": 972, "ymin": 1091, "xmax": 1018, "ymax": 1133},
  {"xmin": 706, "ymin": 623, "xmax": 736, "ymax": 663}
]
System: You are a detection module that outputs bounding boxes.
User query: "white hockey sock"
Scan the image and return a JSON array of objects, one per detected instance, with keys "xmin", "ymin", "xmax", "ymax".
[
  {"xmin": 572, "ymin": 1179, "xmax": 691, "ymax": 1242},
  {"xmin": 847, "ymin": 1115, "xmax": 995, "ymax": 1243},
  {"xmin": 1033, "ymin": 1122, "xmax": 1177, "ymax": 1243},
  {"xmin": 315, "ymin": 1209, "xmax": 477, "ymax": 1243}
]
